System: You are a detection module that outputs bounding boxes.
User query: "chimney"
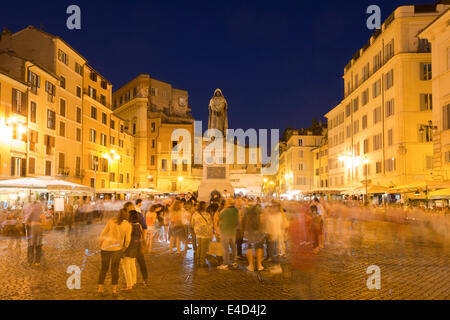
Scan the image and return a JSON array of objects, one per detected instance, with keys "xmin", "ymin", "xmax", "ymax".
[{"xmin": 0, "ymin": 27, "xmax": 12, "ymax": 51}]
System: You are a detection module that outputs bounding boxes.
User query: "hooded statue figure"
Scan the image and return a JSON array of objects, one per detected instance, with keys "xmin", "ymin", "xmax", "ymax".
[{"xmin": 208, "ymin": 88, "xmax": 228, "ymax": 134}]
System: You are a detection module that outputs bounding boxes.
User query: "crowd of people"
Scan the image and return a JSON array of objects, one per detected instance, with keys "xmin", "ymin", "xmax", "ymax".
[{"xmin": 1, "ymin": 190, "xmax": 449, "ymax": 297}]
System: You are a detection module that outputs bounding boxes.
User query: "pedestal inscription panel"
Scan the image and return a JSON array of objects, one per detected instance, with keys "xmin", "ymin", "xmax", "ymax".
[{"xmin": 206, "ymin": 166, "xmax": 226, "ymax": 180}]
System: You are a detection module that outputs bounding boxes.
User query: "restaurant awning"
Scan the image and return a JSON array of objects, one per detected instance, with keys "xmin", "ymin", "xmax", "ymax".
[
  {"xmin": 0, "ymin": 177, "xmax": 92, "ymax": 193},
  {"xmin": 352, "ymin": 185, "xmax": 389, "ymax": 194},
  {"xmin": 428, "ymin": 188, "xmax": 450, "ymax": 199}
]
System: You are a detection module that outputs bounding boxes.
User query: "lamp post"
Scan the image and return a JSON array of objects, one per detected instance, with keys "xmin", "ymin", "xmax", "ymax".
[{"xmin": 363, "ymin": 157, "xmax": 369, "ymax": 205}]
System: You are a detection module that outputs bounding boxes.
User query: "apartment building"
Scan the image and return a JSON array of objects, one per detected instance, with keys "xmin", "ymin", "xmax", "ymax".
[
  {"xmin": 0, "ymin": 26, "xmax": 134, "ymax": 190},
  {"xmin": 326, "ymin": 4, "xmax": 449, "ymax": 196},
  {"xmin": 277, "ymin": 125, "xmax": 325, "ymax": 198},
  {"xmin": 419, "ymin": 8, "xmax": 450, "ymax": 183},
  {"xmin": 113, "ymin": 74, "xmax": 194, "ymax": 192}
]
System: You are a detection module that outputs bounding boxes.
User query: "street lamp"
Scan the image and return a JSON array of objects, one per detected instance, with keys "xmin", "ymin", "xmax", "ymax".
[
  {"xmin": 363, "ymin": 157, "xmax": 369, "ymax": 205},
  {"xmin": 178, "ymin": 176, "xmax": 183, "ymax": 193}
]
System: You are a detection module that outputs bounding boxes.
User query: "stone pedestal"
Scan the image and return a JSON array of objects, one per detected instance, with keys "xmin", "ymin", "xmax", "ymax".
[{"xmin": 197, "ymin": 164, "xmax": 234, "ymax": 202}]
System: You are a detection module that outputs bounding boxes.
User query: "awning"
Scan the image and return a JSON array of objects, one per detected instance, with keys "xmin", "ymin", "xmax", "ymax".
[
  {"xmin": 352, "ymin": 185, "xmax": 389, "ymax": 194},
  {"xmin": 428, "ymin": 188, "xmax": 450, "ymax": 199},
  {"xmin": 0, "ymin": 177, "xmax": 91, "ymax": 192},
  {"xmin": 388, "ymin": 181, "xmax": 428, "ymax": 193}
]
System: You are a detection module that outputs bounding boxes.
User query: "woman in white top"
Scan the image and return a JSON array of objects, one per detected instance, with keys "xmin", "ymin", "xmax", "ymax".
[{"xmin": 98, "ymin": 208, "xmax": 132, "ymax": 297}]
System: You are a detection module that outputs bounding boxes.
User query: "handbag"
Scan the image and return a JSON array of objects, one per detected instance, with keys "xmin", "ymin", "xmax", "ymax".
[{"xmin": 207, "ymin": 237, "xmax": 224, "ymax": 257}]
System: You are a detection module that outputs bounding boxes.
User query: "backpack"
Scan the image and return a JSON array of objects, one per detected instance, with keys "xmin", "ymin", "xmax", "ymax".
[{"xmin": 244, "ymin": 206, "xmax": 260, "ymax": 231}]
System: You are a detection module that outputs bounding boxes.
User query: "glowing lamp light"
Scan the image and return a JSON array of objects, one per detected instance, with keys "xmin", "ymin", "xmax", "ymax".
[
  {"xmin": 178, "ymin": 177, "xmax": 184, "ymax": 182},
  {"xmin": 264, "ymin": 178, "xmax": 268, "ymax": 183},
  {"xmin": 114, "ymin": 154, "xmax": 120, "ymax": 161},
  {"xmin": 363, "ymin": 158, "xmax": 369, "ymax": 165},
  {"xmin": 103, "ymin": 153, "xmax": 111, "ymax": 160}
]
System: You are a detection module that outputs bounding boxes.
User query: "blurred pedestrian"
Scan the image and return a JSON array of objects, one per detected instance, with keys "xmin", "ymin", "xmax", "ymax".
[
  {"xmin": 242, "ymin": 199, "xmax": 264, "ymax": 272},
  {"xmin": 217, "ymin": 198, "xmax": 239, "ymax": 270},
  {"xmin": 98, "ymin": 208, "xmax": 131, "ymax": 297},
  {"xmin": 191, "ymin": 201, "xmax": 213, "ymax": 267},
  {"xmin": 24, "ymin": 201, "xmax": 46, "ymax": 266}
]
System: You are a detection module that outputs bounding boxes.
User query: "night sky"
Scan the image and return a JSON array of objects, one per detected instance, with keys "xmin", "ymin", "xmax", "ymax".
[{"xmin": 0, "ymin": 0, "xmax": 436, "ymax": 133}]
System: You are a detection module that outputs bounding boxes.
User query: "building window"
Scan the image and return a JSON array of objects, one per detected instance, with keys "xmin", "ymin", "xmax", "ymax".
[
  {"xmin": 133, "ymin": 123, "xmax": 136, "ymax": 135},
  {"xmin": 30, "ymin": 102, "xmax": 37, "ymax": 123},
  {"xmin": 12, "ymin": 89, "xmax": 27, "ymax": 115},
  {"xmin": 28, "ymin": 157, "xmax": 35, "ymax": 174},
  {"xmin": 151, "ymin": 87, "xmax": 157, "ymax": 96},
  {"xmin": 384, "ymin": 39, "xmax": 394, "ymax": 61},
  {"xmin": 363, "ymin": 139, "xmax": 369, "ymax": 154},
  {"xmin": 384, "ymin": 69, "xmax": 394, "ymax": 90},
  {"xmin": 373, "ymin": 51, "xmax": 382, "ymax": 72},
  {"xmin": 151, "ymin": 156, "xmax": 155, "ymax": 166},
  {"xmin": 161, "ymin": 159, "xmax": 167, "ymax": 171},
  {"xmin": 101, "ymin": 158, "xmax": 108, "ymax": 173},
  {"xmin": 388, "ymin": 129, "xmax": 393, "ymax": 146},
  {"xmin": 152, "ymin": 139, "xmax": 156, "ymax": 149},
  {"xmin": 90, "ymin": 71, "xmax": 98, "ymax": 82},
  {"xmin": 47, "ymin": 109, "xmax": 56, "ymax": 129},
  {"xmin": 76, "ymin": 128, "xmax": 81, "ymax": 142},
  {"xmin": 151, "ymin": 122, "xmax": 156, "ymax": 133},
  {"xmin": 91, "ymin": 106, "xmax": 97, "ymax": 119},
  {"xmin": 420, "ymin": 63, "xmax": 432, "ymax": 80},
  {"xmin": 28, "ymin": 70, "xmax": 40, "ymax": 94},
  {"xmin": 88, "ymin": 86, "xmax": 97, "ymax": 100},
  {"xmin": 59, "ymin": 121, "xmax": 65, "ymax": 137},
  {"xmin": 110, "ymin": 120, "xmax": 115, "ymax": 130},
  {"xmin": 362, "ymin": 115, "xmax": 368, "ymax": 130},
  {"xmin": 120, "ymin": 125, "xmax": 124, "ymax": 133},
  {"xmin": 102, "ymin": 112, "xmax": 107, "ymax": 125},
  {"xmin": 298, "ymin": 139, "xmax": 303, "ymax": 146},
  {"xmin": 172, "ymin": 160, "xmax": 177, "ymax": 171},
  {"xmin": 45, "ymin": 160, "xmax": 52, "ymax": 176},
  {"xmin": 376, "ymin": 161, "xmax": 382, "ymax": 174},
  {"xmin": 110, "ymin": 136, "xmax": 115, "ymax": 145},
  {"xmin": 361, "ymin": 89, "xmax": 369, "ymax": 106},
  {"xmin": 89, "ymin": 155, "xmax": 99, "ymax": 171},
  {"xmin": 353, "ymin": 120, "xmax": 359, "ymax": 135},
  {"xmin": 127, "ymin": 173, "xmax": 130, "ymax": 184},
  {"xmin": 101, "ymin": 80, "xmax": 107, "ymax": 90},
  {"xmin": 45, "ymin": 81, "xmax": 56, "ymax": 102},
  {"xmin": 362, "ymin": 63, "xmax": 370, "ymax": 81},
  {"xmin": 385, "ymin": 158, "xmax": 396, "ymax": 172},
  {"xmin": 60, "ymin": 76, "xmax": 66, "ymax": 89},
  {"xmin": 420, "ymin": 94, "xmax": 432, "ymax": 111},
  {"xmin": 101, "ymin": 133, "xmax": 107, "ymax": 146},
  {"xmin": 372, "ymin": 79, "xmax": 381, "ymax": 98},
  {"xmin": 353, "ymin": 97, "xmax": 359, "ymax": 113},
  {"xmin": 76, "ymin": 86, "xmax": 81, "ymax": 98},
  {"xmin": 75, "ymin": 62, "xmax": 83, "ymax": 75},
  {"xmin": 119, "ymin": 174, "xmax": 124, "ymax": 184},
  {"xmin": 299, "ymin": 150, "xmax": 303, "ymax": 158},
  {"xmin": 182, "ymin": 160, "xmax": 188, "ymax": 172},
  {"xmin": 58, "ymin": 152, "xmax": 65, "ymax": 174},
  {"xmin": 345, "ymin": 103, "xmax": 351, "ymax": 118},
  {"xmin": 90, "ymin": 178, "xmax": 95, "ymax": 188},
  {"xmin": 386, "ymin": 99, "xmax": 394, "ymax": 117},
  {"xmin": 373, "ymin": 106, "xmax": 381, "ymax": 125},
  {"xmin": 76, "ymin": 107, "xmax": 82, "ymax": 123},
  {"xmin": 75, "ymin": 156, "xmax": 81, "ymax": 176},
  {"xmin": 58, "ymin": 49, "xmax": 68, "ymax": 65},
  {"xmin": 443, "ymin": 104, "xmax": 450, "ymax": 130},
  {"xmin": 100, "ymin": 94, "xmax": 106, "ymax": 106},
  {"xmin": 90, "ymin": 129, "xmax": 96, "ymax": 143},
  {"xmin": 60, "ymin": 98, "xmax": 66, "ymax": 117},
  {"xmin": 298, "ymin": 163, "xmax": 304, "ymax": 171},
  {"xmin": 373, "ymin": 133, "xmax": 382, "ymax": 151}
]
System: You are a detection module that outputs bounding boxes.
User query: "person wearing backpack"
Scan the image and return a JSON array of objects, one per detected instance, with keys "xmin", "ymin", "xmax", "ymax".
[{"xmin": 242, "ymin": 199, "xmax": 264, "ymax": 272}]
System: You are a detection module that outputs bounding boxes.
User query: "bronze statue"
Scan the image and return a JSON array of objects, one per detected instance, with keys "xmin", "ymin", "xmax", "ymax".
[{"xmin": 208, "ymin": 89, "xmax": 228, "ymax": 134}]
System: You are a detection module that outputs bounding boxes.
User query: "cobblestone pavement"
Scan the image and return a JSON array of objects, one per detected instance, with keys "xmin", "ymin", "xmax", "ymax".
[{"xmin": 0, "ymin": 217, "xmax": 449, "ymax": 300}]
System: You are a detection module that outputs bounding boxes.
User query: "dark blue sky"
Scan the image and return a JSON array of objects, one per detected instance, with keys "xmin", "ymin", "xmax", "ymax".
[{"xmin": 0, "ymin": 0, "xmax": 436, "ymax": 132}]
